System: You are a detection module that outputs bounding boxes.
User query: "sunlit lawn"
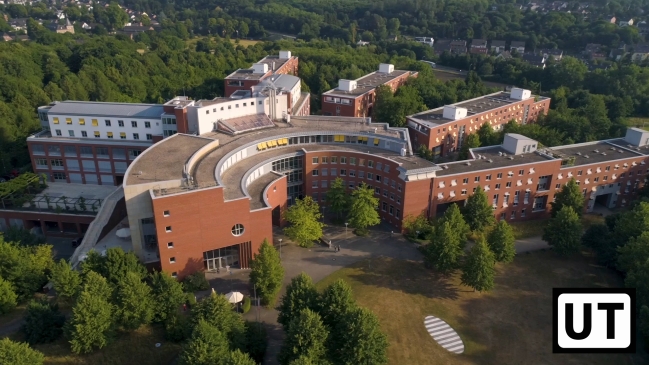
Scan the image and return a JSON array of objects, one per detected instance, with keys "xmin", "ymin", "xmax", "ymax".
[
  {"xmin": 508, "ymin": 213, "xmax": 605, "ymax": 239},
  {"xmin": 316, "ymin": 253, "xmax": 647, "ymax": 365}
]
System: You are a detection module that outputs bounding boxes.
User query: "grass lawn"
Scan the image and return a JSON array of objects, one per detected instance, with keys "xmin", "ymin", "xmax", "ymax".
[
  {"xmin": 230, "ymin": 39, "xmax": 260, "ymax": 47},
  {"xmin": 316, "ymin": 252, "xmax": 647, "ymax": 365},
  {"xmin": 11, "ymin": 325, "xmax": 182, "ymax": 365},
  {"xmin": 0, "ymin": 304, "xmax": 27, "ymax": 328},
  {"xmin": 508, "ymin": 213, "xmax": 605, "ymax": 239}
]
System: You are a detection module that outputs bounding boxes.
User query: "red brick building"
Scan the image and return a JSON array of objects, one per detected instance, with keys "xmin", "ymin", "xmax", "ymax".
[
  {"xmin": 224, "ymin": 51, "xmax": 299, "ymax": 97},
  {"xmin": 407, "ymin": 88, "xmax": 550, "ymax": 159},
  {"xmin": 321, "ymin": 64, "xmax": 417, "ymax": 117}
]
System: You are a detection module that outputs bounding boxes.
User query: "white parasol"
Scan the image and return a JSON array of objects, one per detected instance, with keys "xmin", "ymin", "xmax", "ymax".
[
  {"xmin": 225, "ymin": 291, "xmax": 244, "ymax": 304},
  {"xmin": 116, "ymin": 228, "xmax": 131, "ymax": 238}
]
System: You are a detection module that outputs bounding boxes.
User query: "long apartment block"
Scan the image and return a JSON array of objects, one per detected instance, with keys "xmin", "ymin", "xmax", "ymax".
[
  {"xmin": 407, "ymin": 88, "xmax": 550, "ymax": 158},
  {"xmin": 224, "ymin": 50, "xmax": 299, "ymax": 97}
]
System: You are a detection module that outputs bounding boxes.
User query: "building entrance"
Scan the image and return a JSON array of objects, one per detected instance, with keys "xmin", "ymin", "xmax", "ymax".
[{"xmin": 203, "ymin": 244, "xmax": 241, "ymax": 271}]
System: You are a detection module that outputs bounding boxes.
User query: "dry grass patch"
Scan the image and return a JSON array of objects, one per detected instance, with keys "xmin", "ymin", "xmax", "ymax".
[
  {"xmin": 24, "ymin": 325, "xmax": 181, "ymax": 365},
  {"xmin": 316, "ymin": 252, "xmax": 647, "ymax": 365}
]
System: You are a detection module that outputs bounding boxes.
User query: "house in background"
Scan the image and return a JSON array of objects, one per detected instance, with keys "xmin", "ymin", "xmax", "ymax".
[
  {"xmin": 490, "ymin": 40, "xmax": 506, "ymax": 54},
  {"xmin": 510, "ymin": 41, "xmax": 526, "ymax": 54},
  {"xmin": 606, "ymin": 16, "xmax": 617, "ymax": 24},
  {"xmin": 450, "ymin": 40, "xmax": 467, "ymax": 54},
  {"xmin": 470, "ymin": 39, "xmax": 488, "ymax": 54},
  {"xmin": 619, "ymin": 19, "xmax": 634, "ymax": 27},
  {"xmin": 610, "ymin": 44, "xmax": 628, "ymax": 61},
  {"xmin": 584, "ymin": 43, "xmax": 606, "ymax": 60},
  {"xmin": 632, "ymin": 44, "xmax": 649, "ymax": 62},
  {"xmin": 523, "ymin": 53, "xmax": 547, "ymax": 68},
  {"xmin": 433, "ymin": 39, "xmax": 452, "ymax": 55},
  {"xmin": 539, "ymin": 48, "xmax": 563, "ymax": 61}
]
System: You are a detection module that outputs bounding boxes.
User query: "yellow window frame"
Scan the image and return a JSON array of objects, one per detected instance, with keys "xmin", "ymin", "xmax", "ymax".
[
  {"xmin": 66, "ymin": 118, "xmax": 72, "ymax": 124},
  {"xmin": 79, "ymin": 118, "xmax": 85, "ymax": 125},
  {"xmin": 92, "ymin": 119, "xmax": 99, "ymax": 126},
  {"xmin": 53, "ymin": 117, "xmax": 59, "ymax": 124}
]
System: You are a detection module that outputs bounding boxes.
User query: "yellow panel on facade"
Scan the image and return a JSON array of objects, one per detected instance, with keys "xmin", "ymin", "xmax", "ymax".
[
  {"xmin": 66, "ymin": 118, "xmax": 72, "ymax": 124},
  {"xmin": 120, "ymin": 132, "xmax": 126, "ymax": 138},
  {"xmin": 92, "ymin": 119, "xmax": 98, "ymax": 126},
  {"xmin": 107, "ymin": 132, "xmax": 114, "ymax": 137},
  {"xmin": 94, "ymin": 131, "xmax": 100, "ymax": 137},
  {"xmin": 373, "ymin": 138, "xmax": 379, "ymax": 146},
  {"xmin": 53, "ymin": 117, "xmax": 59, "ymax": 124},
  {"xmin": 79, "ymin": 118, "xmax": 86, "ymax": 125}
]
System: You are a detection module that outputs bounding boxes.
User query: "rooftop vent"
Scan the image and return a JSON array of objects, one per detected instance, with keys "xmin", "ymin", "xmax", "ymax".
[
  {"xmin": 508, "ymin": 156, "xmax": 514, "ymax": 160},
  {"xmin": 619, "ymin": 150, "xmax": 624, "ymax": 153},
  {"xmin": 465, "ymin": 162, "xmax": 471, "ymax": 166},
  {"xmin": 594, "ymin": 149, "xmax": 599, "ymax": 153},
  {"xmin": 488, "ymin": 159, "xmax": 493, "ymax": 163},
  {"xmin": 576, "ymin": 152, "xmax": 582, "ymax": 155},
  {"xmin": 602, "ymin": 152, "xmax": 607, "ymax": 156},
  {"xmin": 610, "ymin": 147, "xmax": 616, "ymax": 151},
  {"xmin": 584, "ymin": 155, "xmax": 590, "ymax": 158},
  {"xmin": 498, "ymin": 152, "xmax": 503, "ymax": 156}
]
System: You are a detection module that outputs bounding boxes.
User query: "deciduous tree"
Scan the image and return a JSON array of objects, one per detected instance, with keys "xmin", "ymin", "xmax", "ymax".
[
  {"xmin": 66, "ymin": 290, "xmax": 114, "ymax": 354},
  {"xmin": 250, "ymin": 239, "xmax": 284, "ymax": 306},
  {"xmin": 543, "ymin": 206, "xmax": 582, "ymax": 256},
  {"xmin": 461, "ymin": 236, "xmax": 496, "ymax": 292},
  {"xmin": 192, "ymin": 292, "xmax": 246, "ymax": 349},
  {"xmin": 487, "ymin": 220, "xmax": 516, "ymax": 263},
  {"xmin": 0, "ymin": 338, "xmax": 44, "ymax": 365},
  {"xmin": 617, "ymin": 232, "xmax": 649, "ymax": 274},
  {"xmin": 347, "ymin": 183, "xmax": 380, "ymax": 235},
  {"xmin": 0, "ymin": 277, "xmax": 17, "ymax": 314},
  {"xmin": 277, "ymin": 273, "xmax": 319, "ymax": 330},
  {"xmin": 326, "ymin": 177, "xmax": 348, "ymax": 220},
  {"xmin": 179, "ymin": 320, "xmax": 229, "ymax": 365},
  {"xmin": 50, "ymin": 259, "xmax": 81, "ymax": 302},
  {"xmin": 278, "ymin": 309, "xmax": 329, "ymax": 365},
  {"xmin": 318, "ymin": 279, "xmax": 356, "ymax": 329},
  {"xmin": 550, "ymin": 178, "xmax": 584, "ymax": 217},
  {"xmin": 284, "ymin": 197, "xmax": 324, "ymax": 248},
  {"xmin": 438, "ymin": 204, "xmax": 470, "ymax": 242},
  {"xmin": 22, "ymin": 299, "xmax": 65, "ymax": 345},
  {"xmin": 115, "ymin": 272, "xmax": 154, "ymax": 331},
  {"xmin": 458, "ymin": 133, "xmax": 480, "ymax": 160},
  {"xmin": 224, "ymin": 349, "xmax": 256, "ymax": 365},
  {"xmin": 150, "ymin": 271, "xmax": 186, "ymax": 322},
  {"xmin": 423, "ymin": 221, "xmax": 463, "ymax": 273},
  {"xmin": 463, "ymin": 186, "xmax": 495, "ymax": 232},
  {"xmin": 331, "ymin": 307, "xmax": 388, "ymax": 365}
]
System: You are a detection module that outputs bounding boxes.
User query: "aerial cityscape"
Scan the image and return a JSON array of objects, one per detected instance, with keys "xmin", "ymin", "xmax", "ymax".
[{"xmin": 1, "ymin": 0, "xmax": 649, "ymax": 364}]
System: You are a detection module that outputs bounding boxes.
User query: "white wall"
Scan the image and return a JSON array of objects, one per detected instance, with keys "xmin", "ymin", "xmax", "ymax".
[
  {"xmin": 189, "ymin": 97, "xmax": 268, "ymax": 134},
  {"xmin": 48, "ymin": 113, "xmax": 165, "ymax": 141}
]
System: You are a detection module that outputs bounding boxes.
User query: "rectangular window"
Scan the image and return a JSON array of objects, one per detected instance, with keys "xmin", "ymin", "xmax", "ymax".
[
  {"xmin": 53, "ymin": 172, "xmax": 66, "ymax": 181},
  {"xmin": 146, "ymin": 134, "xmax": 152, "ymax": 140},
  {"xmin": 91, "ymin": 119, "xmax": 98, "ymax": 126},
  {"xmin": 53, "ymin": 117, "xmax": 59, "ymax": 124},
  {"xmin": 474, "ymin": 176, "xmax": 480, "ymax": 182},
  {"xmin": 486, "ymin": 174, "xmax": 492, "ymax": 181},
  {"xmin": 48, "ymin": 145, "xmax": 61, "ymax": 156},
  {"xmin": 511, "ymin": 211, "xmax": 516, "ymax": 219},
  {"xmin": 506, "ymin": 182, "xmax": 512, "ymax": 188},
  {"xmin": 461, "ymin": 189, "xmax": 467, "ymax": 195},
  {"xmin": 81, "ymin": 131, "xmax": 87, "ymax": 137},
  {"xmin": 32, "ymin": 145, "xmax": 45, "ymax": 155},
  {"xmin": 133, "ymin": 133, "xmax": 140, "ymax": 140},
  {"xmin": 107, "ymin": 132, "xmax": 113, "ymax": 139},
  {"xmin": 312, "ymin": 180, "xmax": 318, "ymax": 188},
  {"xmin": 131, "ymin": 121, "xmax": 138, "ymax": 128},
  {"xmin": 368, "ymin": 160, "xmax": 374, "ymax": 168},
  {"xmin": 118, "ymin": 120, "xmax": 124, "ymax": 127},
  {"xmin": 519, "ymin": 170, "xmax": 524, "ymax": 176},
  {"xmin": 321, "ymin": 180, "xmax": 327, "ymax": 188},
  {"xmin": 330, "ymin": 168, "xmax": 337, "ymax": 176},
  {"xmin": 105, "ymin": 120, "xmax": 111, "ymax": 127},
  {"xmin": 340, "ymin": 169, "xmax": 347, "ymax": 176},
  {"xmin": 322, "ymin": 157, "xmax": 328, "ymax": 164},
  {"xmin": 169, "ymin": 257, "xmax": 175, "ymax": 263},
  {"xmin": 129, "ymin": 150, "xmax": 142, "ymax": 159},
  {"xmin": 322, "ymin": 169, "xmax": 328, "ymax": 176},
  {"xmin": 349, "ymin": 170, "xmax": 355, "ymax": 177},
  {"xmin": 495, "ymin": 183, "xmax": 501, "ymax": 190},
  {"xmin": 94, "ymin": 131, "xmax": 100, "ymax": 138},
  {"xmin": 497, "ymin": 173, "xmax": 503, "ymax": 179},
  {"xmin": 578, "ymin": 170, "xmax": 583, "ymax": 176},
  {"xmin": 374, "ymin": 187, "xmax": 380, "ymax": 195},
  {"xmin": 359, "ymin": 171, "xmax": 365, "ymax": 178},
  {"xmin": 382, "ymin": 202, "xmax": 387, "ymax": 211},
  {"xmin": 367, "ymin": 173, "xmax": 373, "ymax": 180},
  {"xmin": 359, "ymin": 159, "xmax": 365, "ymax": 166},
  {"xmin": 35, "ymin": 158, "xmax": 48, "ymax": 167},
  {"xmin": 331, "ymin": 157, "xmax": 337, "ymax": 164},
  {"xmin": 66, "ymin": 118, "xmax": 72, "ymax": 125},
  {"xmin": 521, "ymin": 209, "xmax": 526, "ymax": 217},
  {"xmin": 312, "ymin": 157, "xmax": 319, "ymax": 164},
  {"xmin": 463, "ymin": 178, "xmax": 469, "ymax": 184},
  {"xmin": 79, "ymin": 118, "xmax": 86, "ymax": 125},
  {"xmin": 341, "ymin": 157, "xmax": 347, "ymax": 164},
  {"xmin": 55, "ymin": 129, "xmax": 62, "ymax": 136},
  {"xmin": 312, "ymin": 170, "xmax": 319, "ymax": 176},
  {"xmin": 167, "ymin": 242, "xmax": 174, "ymax": 248},
  {"xmin": 165, "ymin": 226, "xmax": 172, "ymax": 233},
  {"xmin": 398, "ymin": 184, "xmax": 402, "ymax": 192},
  {"xmin": 350, "ymin": 157, "xmax": 356, "ymax": 165},
  {"xmin": 145, "ymin": 121, "xmax": 151, "ymax": 128},
  {"xmin": 69, "ymin": 130, "xmax": 75, "ymax": 137}
]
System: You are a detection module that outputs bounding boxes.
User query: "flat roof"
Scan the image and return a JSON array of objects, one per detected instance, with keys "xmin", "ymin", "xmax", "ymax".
[
  {"xmin": 125, "ymin": 134, "xmax": 213, "ymax": 185},
  {"xmin": 436, "ymin": 146, "xmax": 553, "ymax": 176},
  {"xmin": 323, "ymin": 70, "xmax": 412, "ymax": 98},
  {"xmin": 247, "ymin": 172, "xmax": 283, "ymax": 210},
  {"xmin": 225, "ymin": 55, "xmax": 292, "ymax": 80},
  {"xmin": 48, "ymin": 101, "xmax": 164, "ymax": 119},
  {"xmin": 408, "ymin": 92, "xmax": 549, "ymax": 128},
  {"xmin": 549, "ymin": 140, "xmax": 649, "ymax": 167}
]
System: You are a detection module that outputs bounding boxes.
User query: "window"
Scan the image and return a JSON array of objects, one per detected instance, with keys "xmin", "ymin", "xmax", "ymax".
[
  {"xmin": 463, "ymin": 178, "xmax": 469, "ymax": 184},
  {"xmin": 105, "ymin": 120, "xmax": 111, "ymax": 127},
  {"xmin": 376, "ymin": 175, "xmax": 381, "ymax": 182},
  {"xmin": 312, "ymin": 157, "xmax": 319, "ymax": 164},
  {"xmin": 322, "ymin": 169, "xmax": 328, "ymax": 176},
  {"xmin": 368, "ymin": 160, "xmax": 374, "ymax": 168},
  {"xmin": 321, "ymin": 180, "xmax": 328, "ymax": 188},
  {"xmin": 80, "ymin": 146, "xmax": 92, "ymax": 157},
  {"xmin": 506, "ymin": 182, "xmax": 512, "ymax": 188},
  {"xmin": 53, "ymin": 117, "xmax": 59, "ymax": 124},
  {"xmin": 165, "ymin": 226, "xmax": 172, "ymax": 232},
  {"xmin": 312, "ymin": 170, "xmax": 319, "ymax": 176},
  {"xmin": 359, "ymin": 159, "xmax": 365, "ymax": 166},
  {"xmin": 55, "ymin": 129, "xmax": 62, "ymax": 136},
  {"xmin": 340, "ymin": 169, "xmax": 347, "ymax": 176},
  {"xmin": 322, "ymin": 157, "xmax": 328, "ymax": 164},
  {"xmin": 330, "ymin": 168, "xmax": 337, "ymax": 176},
  {"xmin": 495, "ymin": 183, "xmax": 501, "ymax": 190},
  {"xmin": 171, "ymin": 272, "xmax": 177, "ymax": 278},
  {"xmin": 81, "ymin": 131, "xmax": 87, "ymax": 137},
  {"xmin": 606, "ymin": 166, "xmax": 610, "ymax": 171},
  {"xmin": 96, "ymin": 148, "xmax": 109, "ymax": 158},
  {"xmin": 35, "ymin": 158, "xmax": 47, "ymax": 167},
  {"xmin": 367, "ymin": 173, "xmax": 373, "ymax": 180},
  {"xmin": 94, "ymin": 131, "xmax": 100, "ymax": 138},
  {"xmin": 232, "ymin": 224, "xmax": 244, "ymax": 236},
  {"xmin": 331, "ymin": 157, "xmax": 337, "ymax": 164},
  {"xmin": 359, "ymin": 171, "xmax": 365, "ymax": 178},
  {"xmin": 133, "ymin": 133, "xmax": 139, "ymax": 140},
  {"xmin": 129, "ymin": 149, "xmax": 142, "ymax": 159},
  {"xmin": 376, "ymin": 162, "xmax": 382, "ymax": 170},
  {"xmin": 374, "ymin": 187, "xmax": 380, "ymax": 194},
  {"xmin": 131, "ymin": 121, "xmax": 138, "ymax": 128},
  {"xmin": 383, "ymin": 190, "xmax": 388, "ymax": 197},
  {"xmin": 577, "ymin": 170, "xmax": 583, "ymax": 176},
  {"xmin": 146, "ymin": 134, "xmax": 152, "ymax": 140},
  {"xmin": 48, "ymin": 145, "xmax": 61, "ymax": 156},
  {"xmin": 53, "ymin": 172, "xmax": 66, "ymax": 181},
  {"xmin": 382, "ymin": 202, "xmax": 387, "ymax": 211},
  {"xmin": 163, "ymin": 210, "xmax": 170, "ymax": 217},
  {"xmin": 167, "ymin": 242, "xmax": 174, "ymax": 248},
  {"xmin": 312, "ymin": 180, "xmax": 318, "ymax": 188},
  {"xmin": 341, "ymin": 157, "xmax": 347, "ymax": 164},
  {"xmin": 486, "ymin": 174, "xmax": 492, "ymax": 181},
  {"xmin": 107, "ymin": 132, "xmax": 113, "ymax": 139},
  {"xmin": 120, "ymin": 132, "xmax": 126, "ymax": 139},
  {"xmin": 501, "ymin": 213, "xmax": 506, "ymax": 220},
  {"xmin": 519, "ymin": 170, "xmax": 524, "ymax": 176},
  {"xmin": 66, "ymin": 118, "xmax": 72, "ymax": 124},
  {"xmin": 461, "ymin": 189, "xmax": 467, "ymax": 195},
  {"xmin": 118, "ymin": 120, "xmax": 124, "ymax": 127},
  {"xmin": 169, "ymin": 257, "xmax": 176, "ymax": 263},
  {"xmin": 474, "ymin": 176, "xmax": 480, "ymax": 182},
  {"xmin": 521, "ymin": 209, "xmax": 526, "ymax": 217},
  {"xmin": 497, "ymin": 173, "xmax": 503, "ymax": 179},
  {"xmin": 145, "ymin": 122, "xmax": 151, "ymax": 128},
  {"xmin": 349, "ymin": 170, "xmax": 355, "ymax": 177},
  {"xmin": 511, "ymin": 211, "xmax": 516, "ymax": 219},
  {"xmin": 51, "ymin": 159, "xmax": 64, "ymax": 168},
  {"xmin": 350, "ymin": 157, "xmax": 356, "ymax": 165},
  {"xmin": 398, "ymin": 184, "xmax": 402, "ymax": 192},
  {"xmin": 79, "ymin": 118, "xmax": 86, "ymax": 125}
]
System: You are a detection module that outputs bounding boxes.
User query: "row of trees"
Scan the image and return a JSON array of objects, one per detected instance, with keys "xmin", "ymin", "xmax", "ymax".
[
  {"xmin": 284, "ymin": 180, "xmax": 381, "ymax": 247},
  {"xmin": 277, "ymin": 273, "xmax": 388, "ymax": 365}
]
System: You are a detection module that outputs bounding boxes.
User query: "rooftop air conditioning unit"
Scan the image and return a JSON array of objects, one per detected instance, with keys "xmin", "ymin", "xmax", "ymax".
[
  {"xmin": 584, "ymin": 155, "xmax": 590, "ymax": 158},
  {"xmin": 508, "ymin": 156, "xmax": 514, "ymax": 160},
  {"xmin": 594, "ymin": 149, "xmax": 599, "ymax": 153},
  {"xmin": 465, "ymin": 162, "xmax": 471, "ymax": 166},
  {"xmin": 488, "ymin": 159, "xmax": 493, "ymax": 163},
  {"xmin": 577, "ymin": 152, "xmax": 582, "ymax": 155}
]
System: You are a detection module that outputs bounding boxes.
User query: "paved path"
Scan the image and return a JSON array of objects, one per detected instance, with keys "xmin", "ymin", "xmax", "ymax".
[{"xmin": 424, "ymin": 315, "xmax": 464, "ymax": 354}]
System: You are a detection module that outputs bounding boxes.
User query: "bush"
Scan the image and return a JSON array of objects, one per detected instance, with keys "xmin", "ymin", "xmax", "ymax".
[
  {"xmin": 22, "ymin": 299, "xmax": 65, "ymax": 345},
  {"xmin": 242, "ymin": 296, "xmax": 251, "ymax": 314},
  {"xmin": 0, "ymin": 277, "xmax": 17, "ymax": 314},
  {"xmin": 244, "ymin": 321, "xmax": 267, "ymax": 364},
  {"xmin": 182, "ymin": 272, "xmax": 210, "ymax": 292},
  {"xmin": 185, "ymin": 292, "xmax": 197, "ymax": 308},
  {"xmin": 164, "ymin": 312, "xmax": 192, "ymax": 342}
]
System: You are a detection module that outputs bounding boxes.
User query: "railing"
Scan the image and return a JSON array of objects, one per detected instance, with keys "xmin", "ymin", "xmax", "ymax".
[{"xmin": 70, "ymin": 187, "xmax": 124, "ymax": 268}]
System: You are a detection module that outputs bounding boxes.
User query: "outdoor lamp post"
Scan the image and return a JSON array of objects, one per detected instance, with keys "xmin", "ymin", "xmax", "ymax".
[{"xmin": 279, "ymin": 238, "xmax": 283, "ymax": 259}]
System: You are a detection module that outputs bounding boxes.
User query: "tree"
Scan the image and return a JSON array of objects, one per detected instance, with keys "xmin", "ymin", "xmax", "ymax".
[
  {"xmin": 487, "ymin": 220, "xmax": 516, "ymax": 263},
  {"xmin": 463, "ymin": 186, "xmax": 495, "ymax": 231},
  {"xmin": 224, "ymin": 349, "xmax": 256, "ymax": 365},
  {"xmin": 0, "ymin": 277, "xmax": 17, "ymax": 314},
  {"xmin": 22, "ymin": 299, "xmax": 65, "ymax": 345},
  {"xmin": 550, "ymin": 178, "xmax": 584, "ymax": 217},
  {"xmin": 278, "ymin": 309, "xmax": 329, "ymax": 365},
  {"xmin": 179, "ymin": 320, "xmax": 229, "ymax": 365},
  {"xmin": 81, "ymin": 247, "xmax": 147, "ymax": 284},
  {"xmin": 290, "ymin": 356, "xmax": 318, "ymax": 365},
  {"xmin": 438, "ymin": 204, "xmax": 470, "ymax": 242},
  {"xmin": 284, "ymin": 196, "xmax": 324, "ymax": 248},
  {"xmin": 543, "ymin": 206, "xmax": 582, "ymax": 256},
  {"xmin": 461, "ymin": 236, "xmax": 496, "ymax": 292},
  {"xmin": 50, "ymin": 259, "xmax": 81, "ymax": 302},
  {"xmin": 331, "ymin": 307, "xmax": 388, "ymax": 365},
  {"xmin": 150, "ymin": 271, "xmax": 185, "ymax": 322},
  {"xmin": 625, "ymin": 259, "xmax": 649, "ymax": 309},
  {"xmin": 477, "ymin": 122, "xmax": 499, "ymax": 146},
  {"xmin": 0, "ymin": 338, "xmax": 44, "ymax": 365},
  {"xmin": 250, "ymin": 239, "xmax": 284, "ymax": 306},
  {"xmin": 402, "ymin": 213, "xmax": 433, "ymax": 240},
  {"xmin": 458, "ymin": 133, "xmax": 480, "ymax": 160},
  {"xmin": 617, "ymin": 232, "xmax": 649, "ymax": 273},
  {"xmin": 192, "ymin": 292, "xmax": 246, "ymax": 349},
  {"xmin": 66, "ymin": 290, "xmax": 114, "ymax": 354},
  {"xmin": 319, "ymin": 279, "xmax": 356, "ymax": 330},
  {"xmin": 582, "ymin": 223, "xmax": 616, "ymax": 267},
  {"xmin": 277, "ymin": 273, "xmax": 319, "ymax": 330},
  {"xmin": 326, "ymin": 177, "xmax": 348, "ymax": 220},
  {"xmin": 347, "ymin": 183, "xmax": 380, "ymax": 235},
  {"xmin": 0, "ymin": 238, "xmax": 53, "ymax": 301},
  {"xmin": 115, "ymin": 272, "xmax": 154, "ymax": 330},
  {"xmin": 423, "ymin": 221, "xmax": 463, "ymax": 273},
  {"xmin": 81, "ymin": 270, "xmax": 113, "ymax": 299}
]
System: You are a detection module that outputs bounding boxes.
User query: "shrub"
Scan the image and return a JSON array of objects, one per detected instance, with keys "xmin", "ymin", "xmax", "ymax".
[
  {"xmin": 244, "ymin": 321, "xmax": 268, "ymax": 364},
  {"xmin": 242, "ymin": 296, "xmax": 251, "ymax": 314},
  {"xmin": 22, "ymin": 299, "xmax": 65, "ymax": 345},
  {"xmin": 186, "ymin": 292, "xmax": 197, "ymax": 308},
  {"xmin": 182, "ymin": 272, "xmax": 210, "ymax": 292},
  {"xmin": 164, "ymin": 312, "xmax": 192, "ymax": 342}
]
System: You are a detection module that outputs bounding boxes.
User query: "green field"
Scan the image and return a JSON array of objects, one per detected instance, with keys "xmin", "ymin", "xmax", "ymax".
[{"xmin": 316, "ymin": 252, "xmax": 646, "ymax": 365}]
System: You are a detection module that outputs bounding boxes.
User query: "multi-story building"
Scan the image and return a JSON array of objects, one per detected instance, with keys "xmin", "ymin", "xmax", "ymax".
[
  {"xmin": 470, "ymin": 39, "xmax": 488, "ymax": 54},
  {"xmin": 490, "ymin": 40, "xmax": 506, "ymax": 54},
  {"xmin": 407, "ymin": 88, "xmax": 551, "ymax": 158},
  {"xmin": 224, "ymin": 51, "xmax": 299, "ymax": 97},
  {"xmin": 321, "ymin": 64, "xmax": 417, "ymax": 117}
]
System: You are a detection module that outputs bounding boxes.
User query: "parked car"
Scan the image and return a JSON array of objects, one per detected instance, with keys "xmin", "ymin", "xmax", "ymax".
[{"xmin": 71, "ymin": 236, "xmax": 84, "ymax": 247}]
